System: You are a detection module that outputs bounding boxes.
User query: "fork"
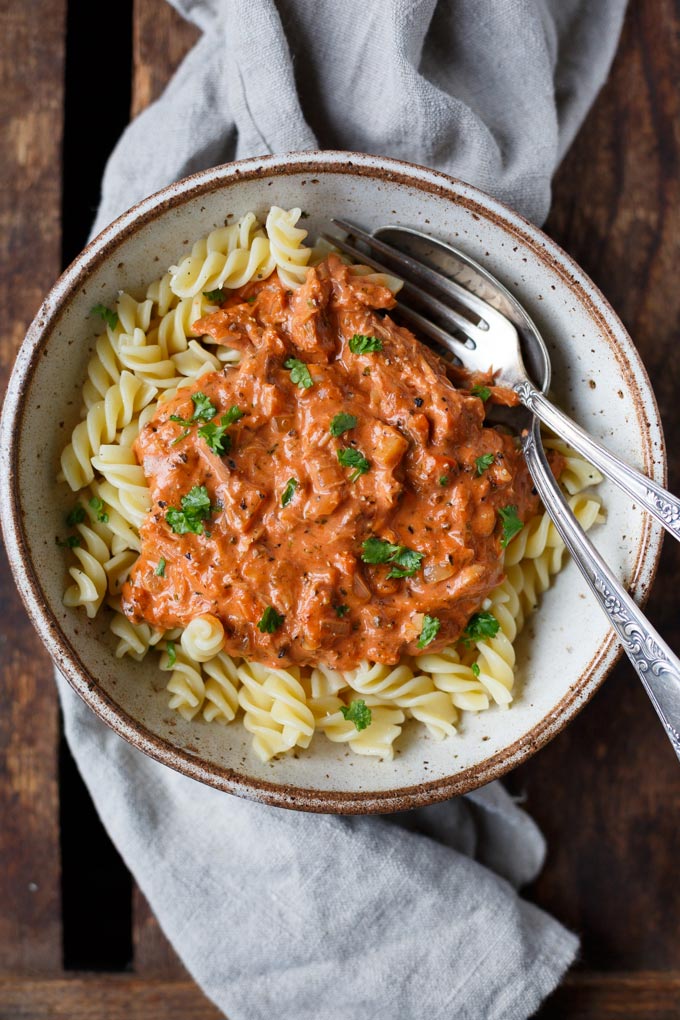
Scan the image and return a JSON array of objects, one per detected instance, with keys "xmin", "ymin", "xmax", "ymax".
[
  {"xmin": 326, "ymin": 219, "xmax": 680, "ymax": 543},
  {"xmin": 324, "ymin": 219, "xmax": 680, "ymax": 762}
]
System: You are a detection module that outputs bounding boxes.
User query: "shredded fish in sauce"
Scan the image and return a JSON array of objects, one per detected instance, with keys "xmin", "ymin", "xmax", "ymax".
[{"xmin": 122, "ymin": 255, "xmax": 546, "ymax": 670}]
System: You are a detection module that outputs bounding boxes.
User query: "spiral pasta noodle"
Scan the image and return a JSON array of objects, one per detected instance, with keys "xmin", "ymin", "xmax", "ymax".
[{"xmin": 57, "ymin": 207, "xmax": 605, "ymax": 761}]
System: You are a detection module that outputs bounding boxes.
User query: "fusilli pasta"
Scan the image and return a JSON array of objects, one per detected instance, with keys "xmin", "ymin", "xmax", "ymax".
[{"xmin": 57, "ymin": 206, "xmax": 605, "ymax": 762}]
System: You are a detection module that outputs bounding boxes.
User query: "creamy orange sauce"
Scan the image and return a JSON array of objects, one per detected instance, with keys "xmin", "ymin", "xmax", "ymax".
[{"xmin": 122, "ymin": 255, "xmax": 541, "ymax": 670}]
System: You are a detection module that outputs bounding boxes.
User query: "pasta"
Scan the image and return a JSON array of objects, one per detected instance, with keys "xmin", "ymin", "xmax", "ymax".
[{"xmin": 58, "ymin": 207, "xmax": 605, "ymax": 762}]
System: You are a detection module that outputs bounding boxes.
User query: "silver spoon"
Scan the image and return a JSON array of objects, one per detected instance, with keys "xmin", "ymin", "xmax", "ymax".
[{"xmin": 339, "ymin": 223, "xmax": 680, "ymax": 762}]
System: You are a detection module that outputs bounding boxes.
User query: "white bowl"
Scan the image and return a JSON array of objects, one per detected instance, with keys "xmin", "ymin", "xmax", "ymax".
[{"xmin": 0, "ymin": 151, "xmax": 665, "ymax": 812}]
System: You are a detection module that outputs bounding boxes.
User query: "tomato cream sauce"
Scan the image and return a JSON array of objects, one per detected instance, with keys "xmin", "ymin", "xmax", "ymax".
[{"xmin": 123, "ymin": 255, "xmax": 542, "ymax": 670}]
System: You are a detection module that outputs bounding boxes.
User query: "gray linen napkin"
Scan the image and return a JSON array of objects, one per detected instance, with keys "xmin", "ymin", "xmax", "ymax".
[{"xmin": 60, "ymin": 2, "xmax": 627, "ymax": 1017}]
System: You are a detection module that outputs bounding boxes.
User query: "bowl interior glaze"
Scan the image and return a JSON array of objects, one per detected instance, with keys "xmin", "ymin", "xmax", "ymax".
[{"xmin": 1, "ymin": 152, "xmax": 665, "ymax": 812}]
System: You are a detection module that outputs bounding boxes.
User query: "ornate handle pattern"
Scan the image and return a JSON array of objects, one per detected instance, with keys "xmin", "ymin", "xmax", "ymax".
[
  {"xmin": 515, "ymin": 380, "xmax": 680, "ymax": 541},
  {"xmin": 522, "ymin": 425, "xmax": 680, "ymax": 761}
]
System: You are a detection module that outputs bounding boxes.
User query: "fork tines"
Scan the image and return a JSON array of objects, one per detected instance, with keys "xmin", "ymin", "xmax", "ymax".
[{"xmin": 322, "ymin": 220, "xmax": 488, "ymax": 364}]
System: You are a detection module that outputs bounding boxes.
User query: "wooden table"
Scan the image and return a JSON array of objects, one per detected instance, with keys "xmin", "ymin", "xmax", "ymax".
[{"xmin": 1, "ymin": 2, "xmax": 679, "ymax": 1016}]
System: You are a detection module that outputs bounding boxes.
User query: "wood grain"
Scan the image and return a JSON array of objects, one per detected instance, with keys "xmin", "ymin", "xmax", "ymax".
[
  {"xmin": 0, "ymin": 972, "xmax": 678, "ymax": 1020},
  {"xmin": 132, "ymin": 887, "xmax": 185, "ymax": 977},
  {"xmin": 0, "ymin": 0, "xmax": 67, "ymax": 973},
  {"xmin": 131, "ymin": 0, "xmax": 198, "ymax": 118},
  {"xmin": 0, "ymin": 976, "xmax": 223, "ymax": 1019},
  {"xmin": 519, "ymin": 0, "xmax": 680, "ymax": 976}
]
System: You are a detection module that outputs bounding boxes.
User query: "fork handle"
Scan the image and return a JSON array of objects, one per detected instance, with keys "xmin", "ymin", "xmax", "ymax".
[
  {"xmin": 522, "ymin": 424, "xmax": 680, "ymax": 763},
  {"xmin": 516, "ymin": 380, "xmax": 680, "ymax": 540}
]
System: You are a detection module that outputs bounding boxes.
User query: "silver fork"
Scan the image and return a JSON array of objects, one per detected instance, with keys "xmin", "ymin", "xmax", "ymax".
[
  {"xmin": 324, "ymin": 219, "xmax": 680, "ymax": 762},
  {"xmin": 327, "ymin": 219, "xmax": 680, "ymax": 542}
]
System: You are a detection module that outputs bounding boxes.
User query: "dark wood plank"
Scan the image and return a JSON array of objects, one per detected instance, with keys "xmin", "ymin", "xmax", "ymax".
[
  {"xmin": 0, "ymin": 973, "xmax": 678, "ymax": 1020},
  {"xmin": 517, "ymin": 0, "xmax": 680, "ymax": 975},
  {"xmin": 543, "ymin": 972, "xmax": 680, "ymax": 1019},
  {"xmin": 132, "ymin": 887, "xmax": 186, "ymax": 977},
  {"xmin": 131, "ymin": 0, "xmax": 198, "ymax": 118},
  {"xmin": 0, "ymin": 0, "xmax": 67, "ymax": 973},
  {"xmin": 0, "ymin": 976, "xmax": 223, "ymax": 1019}
]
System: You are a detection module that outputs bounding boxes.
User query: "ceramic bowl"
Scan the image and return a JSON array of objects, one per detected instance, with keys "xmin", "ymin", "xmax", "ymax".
[{"xmin": 0, "ymin": 151, "xmax": 665, "ymax": 812}]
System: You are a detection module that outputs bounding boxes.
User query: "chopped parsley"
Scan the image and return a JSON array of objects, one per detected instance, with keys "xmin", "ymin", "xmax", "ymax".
[
  {"xmin": 471, "ymin": 384, "xmax": 491, "ymax": 402},
  {"xmin": 166, "ymin": 640, "xmax": 177, "ymax": 667},
  {"xmin": 56, "ymin": 535, "xmax": 81, "ymax": 548},
  {"xmin": 91, "ymin": 304, "xmax": 118, "ymax": 329},
  {"xmin": 417, "ymin": 615, "xmax": 440, "ymax": 649},
  {"xmin": 335, "ymin": 604, "xmax": 350, "ymax": 618},
  {"xmin": 170, "ymin": 391, "xmax": 217, "ymax": 429},
  {"xmin": 284, "ymin": 357, "xmax": 313, "ymax": 389},
  {"xmin": 340, "ymin": 699, "xmax": 372, "ymax": 731},
  {"xmin": 88, "ymin": 496, "xmax": 109, "ymax": 523},
  {"xmin": 461, "ymin": 611, "xmax": 500, "ymax": 647},
  {"xmin": 165, "ymin": 485, "xmax": 213, "ymax": 535},
  {"xmin": 199, "ymin": 405, "xmax": 245, "ymax": 456},
  {"xmin": 475, "ymin": 453, "xmax": 495, "ymax": 476},
  {"xmin": 281, "ymin": 477, "xmax": 299, "ymax": 507},
  {"xmin": 155, "ymin": 558, "xmax": 166, "ymax": 577},
  {"xmin": 438, "ymin": 475, "xmax": 449, "ymax": 487},
  {"xmin": 203, "ymin": 288, "xmax": 226, "ymax": 304},
  {"xmin": 199, "ymin": 419, "xmax": 231, "ymax": 455},
  {"xmin": 337, "ymin": 447, "xmax": 370, "ymax": 482},
  {"xmin": 349, "ymin": 333, "xmax": 383, "ymax": 354},
  {"xmin": 471, "ymin": 662, "xmax": 481, "ymax": 678},
  {"xmin": 66, "ymin": 504, "xmax": 86, "ymax": 527},
  {"xmin": 257, "ymin": 606, "xmax": 285, "ymax": 633},
  {"xmin": 329, "ymin": 412, "xmax": 358, "ymax": 438},
  {"xmin": 361, "ymin": 537, "xmax": 424, "ymax": 579},
  {"xmin": 221, "ymin": 405, "xmax": 245, "ymax": 427},
  {"xmin": 499, "ymin": 504, "xmax": 523, "ymax": 547}
]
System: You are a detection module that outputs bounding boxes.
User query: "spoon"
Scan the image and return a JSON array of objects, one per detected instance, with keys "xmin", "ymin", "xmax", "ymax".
[{"xmin": 372, "ymin": 225, "xmax": 680, "ymax": 762}]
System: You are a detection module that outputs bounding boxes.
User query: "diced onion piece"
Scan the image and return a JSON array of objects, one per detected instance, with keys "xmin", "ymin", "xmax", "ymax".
[{"xmin": 424, "ymin": 561, "xmax": 456, "ymax": 583}]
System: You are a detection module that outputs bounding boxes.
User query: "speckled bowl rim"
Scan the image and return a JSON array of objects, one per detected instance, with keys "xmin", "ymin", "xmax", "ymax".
[{"xmin": 0, "ymin": 150, "xmax": 666, "ymax": 813}]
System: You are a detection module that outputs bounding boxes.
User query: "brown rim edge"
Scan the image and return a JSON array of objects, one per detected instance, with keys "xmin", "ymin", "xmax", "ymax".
[{"xmin": 0, "ymin": 150, "xmax": 666, "ymax": 814}]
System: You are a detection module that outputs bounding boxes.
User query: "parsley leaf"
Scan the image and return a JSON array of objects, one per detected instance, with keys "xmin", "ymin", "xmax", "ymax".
[
  {"xmin": 198, "ymin": 405, "xmax": 244, "ymax": 456},
  {"xmin": 88, "ymin": 496, "xmax": 109, "ymax": 523},
  {"xmin": 170, "ymin": 391, "xmax": 217, "ymax": 428},
  {"xmin": 281, "ymin": 477, "xmax": 299, "ymax": 507},
  {"xmin": 386, "ymin": 548, "xmax": 424, "ymax": 579},
  {"xmin": 329, "ymin": 412, "xmax": 357, "ymax": 438},
  {"xmin": 335, "ymin": 604, "xmax": 350, "ymax": 618},
  {"xmin": 361, "ymin": 537, "xmax": 424, "ymax": 579},
  {"xmin": 475, "ymin": 453, "xmax": 495, "ymax": 476},
  {"xmin": 417, "ymin": 614, "xmax": 440, "ymax": 649},
  {"xmin": 56, "ymin": 535, "xmax": 81, "ymax": 548},
  {"xmin": 166, "ymin": 640, "xmax": 177, "ymax": 667},
  {"xmin": 203, "ymin": 288, "xmax": 226, "ymax": 304},
  {"xmin": 199, "ymin": 419, "xmax": 231, "ymax": 456},
  {"xmin": 340, "ymin": 699, "xmax": 372, "ymax": 731},
  {"xmin": 257, "ymin": 606, "xmax": 285, "ymax": 633},
  {"xmin": 471, "ymin": 662, "xmax": 481, "ymax": 678},
  {"xmin": 461, "ymin": 611, "xmax": 500, "ymax": 647},
  {"xmin": 499, "ymin": 504, "xmax": 523, "ymax": 547},
  {"xmin": 438, "ymin": 475, "xmax": 449, "ymax": 487},
  {"xmin": 221, "ymin": 405, "xmax": 245, "ymax": 427},
  {"xmin": 284, "ymin": 357, "xmax": 313, "ymax": 389},
  {"xmin": 155, "ymin": 558, "xmax": 166, "ymax": 578},
  {"xmin": 349, "ymin": 333, "xmax": 383, "ymax": 354},
  {"xmin": 91, "ymin": 304, "xmax": 118, "ymax": 329},
  {"xmin": 471, "ymin": 384, "xmax": 491, "ymax": 402},
  {"xmin": 66, "ymin": 504, "xmax": 86, "ymax": 527},
  {"xmin": 337, "ymin": 447, "xmax": 370, "ymax": 482},
  {"xmin": 165, "ymin": 485, "xmax": 213, "ymax": 535}
]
